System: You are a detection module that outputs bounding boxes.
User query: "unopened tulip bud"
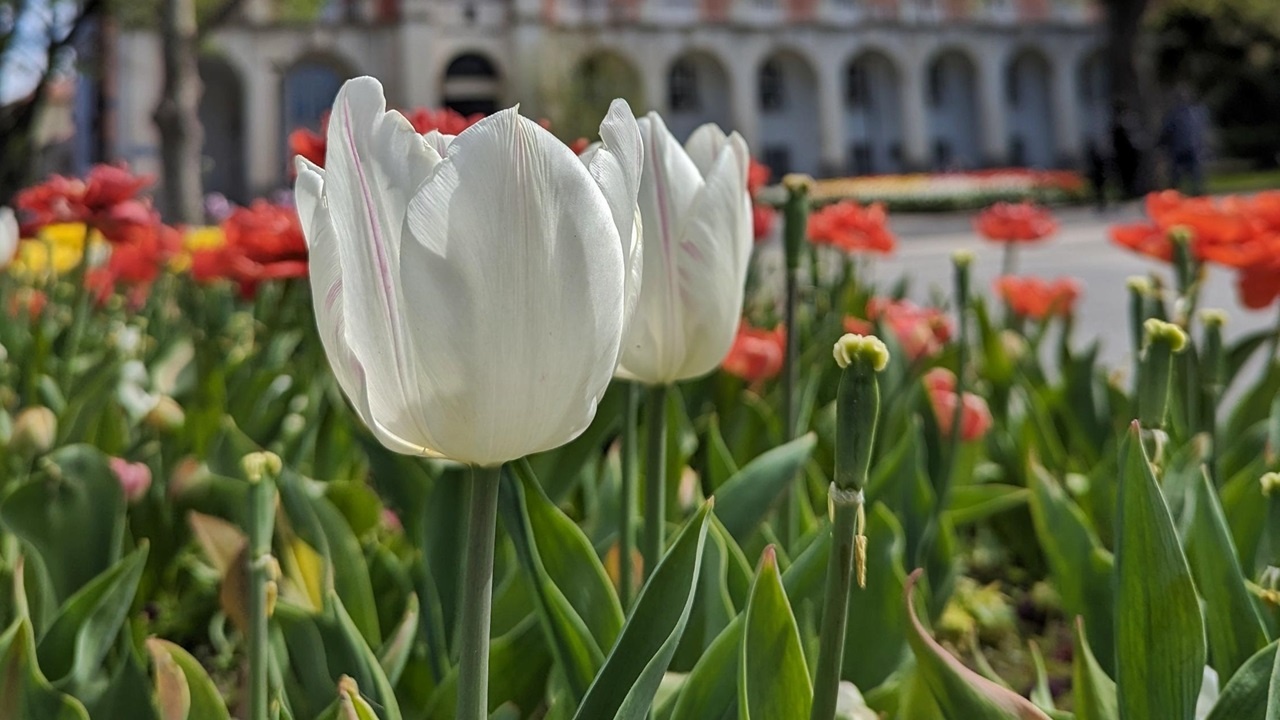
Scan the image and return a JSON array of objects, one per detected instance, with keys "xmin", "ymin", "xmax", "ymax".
[
  {"xmin": 144, "ymin": 396, "xmax": 185, "ymax": 432},
  {"xmin": 832, "ymin": 333, "xmax": 888, "ymax": 590},
  {"xmin": 1262, "ymin": 472, "xmax": 1280, "ymax": 497},
  {"xmin": 1200, "ymin": 309, "xmax": 1227, "ymax": 404},
  {"xmin": 833, "ymin": 333, "xmax": 890, "ymax": 372},
  {"xmin": 240, "ymin": 451, "xmax": 282, "ymax": 484},
  {"xmin": 1168, "ymin": 227, "xmax": 1197, "ymax": 297},
  {"xmin": 110, "ymin": 457, "xmax": 152, "ymax": 503},
  {"xmin": 1138, "ymin": 319, "xmax": 1188, "ymax": 429},
  {"xmin": 782, "ymin": 174, "xmax": 812, "ymax": 273},
  {"xmin": 11, "ymin": 406, "xmax": 56, "ymax": 455}
]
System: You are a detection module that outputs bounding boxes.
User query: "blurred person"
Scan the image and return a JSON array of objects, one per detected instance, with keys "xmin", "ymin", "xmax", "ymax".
[
  {"xmin": 1158, "ymin": 86, "xmax": 1209, "ymax": 196},
  {"xmin": 1111, "ymin": 106, "xmax": 1145, "ymax": 200},
  {"xmin": 1085, "ymin": 139, "xmax": 1110, "ymax": 212}
]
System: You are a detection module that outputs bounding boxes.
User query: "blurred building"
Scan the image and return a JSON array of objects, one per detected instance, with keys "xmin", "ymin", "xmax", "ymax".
[{"xmin": 112, "ymin": 0, "xmax": 1105, "ymax": 201}]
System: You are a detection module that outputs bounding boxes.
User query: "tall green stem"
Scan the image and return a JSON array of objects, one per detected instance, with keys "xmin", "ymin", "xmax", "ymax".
[
  {"xmin": 780, "ymin": 176, "xmax": 810, "ymax": 547},
  {"xmin": 1269, "ymin": 302, "xmax": 1280, "ymax": 362},
  {"xmin": 244, "ymin": 454, "xmax": 279, "ymax": 720},
  {"xmin": 812, "ymin": 335, "xmax": 885, "ymax": 720},
  {"xmin": 619, "ymin": 382, "xmax": 639, "ymax": 606},
  {"xmin": 1001, "ymin": 242, "xmax": 1016, "ymax": 277},
  {"xmin": 457, "ymin": 465, "xmax": 502, "ymax": 720},
  {"xmin": 810, "ymin": 495, "xmax": 859, "ymax": 720},
  {"xmin": 643, "ymin": 385, "xmax": 668, "ymax": 580}
]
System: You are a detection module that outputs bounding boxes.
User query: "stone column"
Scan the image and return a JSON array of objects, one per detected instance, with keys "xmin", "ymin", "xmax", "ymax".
[
  {"xmin": 244, "ymin": 57, "xmax": 282, "ymax": 194},
  {"xmin": 899, "ymin": 54, "xmax": 930, "ymax": 170},
  {"xmin": 817, "ymin": 58, "xmax": 845, "ymax": 176},
  {"xmin": 729, "ymin": 46, "xmax": 761, "ymax": 154},
  {"xmin": 1051, "ymin": 50, "xmax": 1083, "ymax": 165},
  {"xmin": 977, "ymin": 51, "xmax": 1009, "ymax": 166}
]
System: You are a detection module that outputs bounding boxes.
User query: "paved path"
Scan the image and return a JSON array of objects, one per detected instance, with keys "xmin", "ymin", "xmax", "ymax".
[
  {"xmin": 752, "ymin": 201, "xmax": 1277, "ymax": 381},
  {"xmin": 871, "ymin": 203, "xmax": 1278, "ymax": 370}
]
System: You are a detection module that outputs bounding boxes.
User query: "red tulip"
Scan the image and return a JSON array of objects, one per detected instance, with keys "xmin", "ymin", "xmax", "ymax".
[
  {"xmin": 974, "ymin": 201, "xmax": 1057, "ymax": 243},
  {"xmin": 722, "ymin": 323, "xmax": 786, "ymax": 384},
  {"xmin": 924, "ymin": 368, "xmax": 992, "ymax": 442},
  {"xmin": 993, "ymin": 275, "xmax": 1080, "ymax": 320},
  {"xmin": 808, "ymin": 200, "xmax": 896, "ymax": 255}
]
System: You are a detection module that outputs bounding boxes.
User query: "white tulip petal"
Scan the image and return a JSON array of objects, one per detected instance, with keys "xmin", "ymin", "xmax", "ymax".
[
  {"xmin": 683, "ymin": 123, "xmax": 732, "ymax": 178},
  {"xmin": 294, "ymin": 157, "xmax": 431, "ymax": 456},
  {"xmin": 322, "ymin": 77, "xmax": 446, "ymax": 451},
  {"xmin": 619, "ymin": 112, "xmax": 711, "ymax": 383},
  {"xmin": 401, "ymin": 107, "xmax": 626, "ymax": 464},
  {"xmin": 422, "ymin": 130, "xmax": 455, "ymax": 156},
  {"xmin": 0, "ymin": 206, "xmax": 16, "ymax": 268},
  {"xmin": 665, "ymin": 132, "xmax": 753, "ymax": 378},
  {"xmin": 585, "ymin": 101, "xmax": 645, "ymax": 331}
]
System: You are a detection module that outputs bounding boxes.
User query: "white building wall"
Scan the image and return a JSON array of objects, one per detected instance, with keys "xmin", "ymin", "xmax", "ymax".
[{"xmin": 113, "ymin": 0, "xmax": 1102, "ymax": 199}]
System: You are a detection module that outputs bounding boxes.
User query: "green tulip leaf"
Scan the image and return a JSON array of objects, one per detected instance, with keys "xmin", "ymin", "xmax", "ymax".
[
  {"xmin": 571, "ymin": 500, "xmax": 713, "ymax": 720},
  {"xmin": 1071, "ymin": 617, "xmax": 1118, "ymax": 720},
  {"xmin": 423, "ymin": 614, "xmax": 552, "ymax": 719},
  {"xmin": 904, "ymin": 570, "xmax": 1050, "ymax": 719},
  {"xmin": 0, "ymin": 445, "xmax": 125, "ymax": 602},
  {"xmin": 1185, "ymin": 469, "xmax": 1267, "ymax": 683},
  {"xmin": 946, "ymin": 484, "xmax": 1030, "ymax": 527},
  {"xmin": 1027, "ymin": 464, "xmax": 1115, "ymax": 673},
  {"xmin": 145, "ymin": 637, "xmax": 231, "ymax": 720},
  {"xmin": 37, "ymin": 543, "xmax": 149, "ymax": 692},
  {"xmin": 1202, "ymin": 639, "xmax": 1278, "ymax": 720},
  {"xmin": 738, "ymin": 546, "xmax": 811, "ymax": 720},
  {"xmin": 714, "ymin": 434, "xmax": 817, "ymax": 543},
  {"xmin": 1114, "ymin": 424, "xmax": 1207, "ymax": 720},
  {"xmin": 0, "ymin": 617, "xmax": 89, "ymax": 720},
  {"xmin": 500, "ymin": 461, "xmax": 623, "ymax": 700},
  {"xmin": 668, "ymin": 529, "xmax": 831, "ymax": 720},
  {"xmin": 842, "ymin": 503, "xmax": 911, "ymax": 692}
]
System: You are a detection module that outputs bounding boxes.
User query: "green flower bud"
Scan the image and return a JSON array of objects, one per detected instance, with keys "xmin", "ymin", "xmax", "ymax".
[
  {"xmin": 1137, "ymin": 319, "xmax": 1188, "ymax": 429},
  {"xmin": 833, "ymin": 334, "xmax": 887, "ymax": 492},
  {"xmin": 782, "ymin": 174, "xmax": 812, "ymax": 272},
  {"xmin": 241, "ymin": 451, "xmax": 283, "ymax": 484},
  {"xmin": 833, "ymin": 333, "xmax": 890, "ymax": 372}
]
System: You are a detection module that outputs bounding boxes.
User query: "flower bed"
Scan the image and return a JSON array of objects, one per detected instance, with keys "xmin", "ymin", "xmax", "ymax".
[{"xmin": 807, "ymin": 168, "xmax": 1089, "ymax": 212}]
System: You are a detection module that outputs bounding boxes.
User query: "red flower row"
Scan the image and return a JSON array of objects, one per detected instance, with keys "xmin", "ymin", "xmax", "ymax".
[{"xmin": 1110, "ymin": 190, "xmax": 1280, "ymax": 309}]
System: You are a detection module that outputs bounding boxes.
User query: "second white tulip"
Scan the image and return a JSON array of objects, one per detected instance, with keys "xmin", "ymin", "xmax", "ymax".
[{"xmin": 614, "ymin": 113, "xmax": 753, "ymax": 385}]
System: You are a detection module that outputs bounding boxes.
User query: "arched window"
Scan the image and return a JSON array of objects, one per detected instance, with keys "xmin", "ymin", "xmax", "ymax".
[
  {"xmin": 669, "ymin": 57, "xmax": 700, "ymax": 111},
  {"xmin": 846, "ymin": 63, "xmax": 868, "ymax": 108},
  {"xmin": 759, "ymin": 59, "xmax": 784, "ymax": 110}
]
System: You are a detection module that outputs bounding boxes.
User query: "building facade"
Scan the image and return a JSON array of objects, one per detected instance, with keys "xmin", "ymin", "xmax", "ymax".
[{"xmin": 112, "ymin": 0, "xmax": 1106, "ymax": 203}]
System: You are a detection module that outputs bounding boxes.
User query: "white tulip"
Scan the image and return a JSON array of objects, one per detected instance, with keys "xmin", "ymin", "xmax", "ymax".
[
  {"xmin": 615, "ymin": 113, "xmax": 753, "ymax": 385},
  {"xmin": 0, "ymin": 207, "xmax": 17, "ymax": 268},
  {"xmin": 295, "ymin": 77, "xmax": 643, "ymax": 466}
]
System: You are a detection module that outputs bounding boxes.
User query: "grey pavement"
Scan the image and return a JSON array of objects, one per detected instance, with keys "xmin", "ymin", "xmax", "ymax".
[
  {"xmin": 872, "ymin": 202, "xmax": 1278, "ymax": 372},
  {"xmin": 751, "ymin": 202, "xmax": 1278, "ymax": 381}
]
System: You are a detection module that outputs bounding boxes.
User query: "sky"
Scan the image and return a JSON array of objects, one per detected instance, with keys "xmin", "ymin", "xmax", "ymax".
[{"xmin": 0, "ymin": 0, "xmax": 78, "ymax": 106}]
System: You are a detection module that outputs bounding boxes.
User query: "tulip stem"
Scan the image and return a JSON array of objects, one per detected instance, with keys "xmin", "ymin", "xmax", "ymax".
[
  {"xmin": 1001, "ymin": 243, "xmax": 1016, "ymax": 277},
  {"xmin": 619, "ymin": 382, "xmax": 639, "ymax": 607},
  {"xmin": 245, "ymin": 461, "xmax": 278, "ymax": 720},
  {"xmin": 810, "ymin": 490, "xmax": 861, "ymax": 720},
  {"xmin": 457, "ymin": 465, "xmax": 501, "ymax": 720},
  {"xmin": 643, "ymin": 385, "xmax": 668, "ymax": 580}
]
